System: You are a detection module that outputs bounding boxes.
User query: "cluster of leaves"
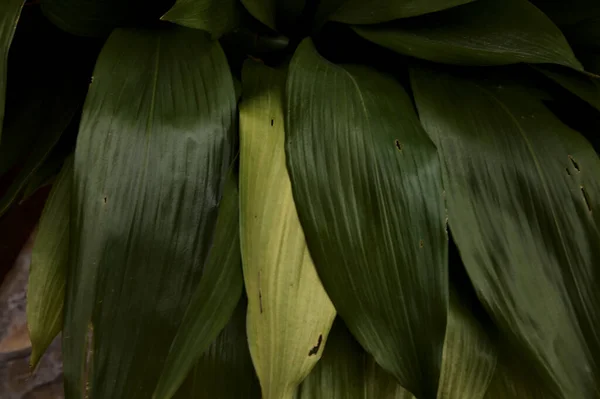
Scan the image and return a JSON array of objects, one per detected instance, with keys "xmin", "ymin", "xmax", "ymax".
[{"xmin": 0, "ymin": 0, "xmax": 599, "ymax": 398}]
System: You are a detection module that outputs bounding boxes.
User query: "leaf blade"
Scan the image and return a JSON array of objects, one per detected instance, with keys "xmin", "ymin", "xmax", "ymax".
[
  {"xmin": 63, "ymin": 26, "xmax": 236, "ymax": 399},
  {"xmin": 239, "ymin": 60, "xmax": 336, "ymax": 399},
  {"xmin": 0, "ymin": 0, "xmax": 22, "ymax": 142},
  {"xmin": 354, "ymin": 0, "xmax": 582, "ymax": 69},
  {"xmin": 285, "ymin": 39, "xmax": 448, "ymax": 399},
  {"xmin": 411, "ymin": 66, "xmax": 600, "ymax": 398}
]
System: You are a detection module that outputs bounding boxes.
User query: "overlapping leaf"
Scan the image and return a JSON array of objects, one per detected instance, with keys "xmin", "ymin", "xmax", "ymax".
[
  {"xmin": 240, "ymin": 60, "xmax": 336, "ymax": 399},
  {"xmin": 296, "ymin": 319, "xmax": 415, "ymax": 399},
  {"xmin": 0, "ymin": 0, "xmax": 23, "ymax": 141},
  {"xmin": 63, "ymin": 27, "xmax": 236, "ymax": 399},
  {"xmin": 354, "ymin": 0, "xmax": 582, "ymax": 69},
  {"xmin": 286, "ymin": 39, "xmax": 447, "ymax": 399},
  {"xmin": 27, "ymin": 157, "xmax": 72, "ymax": 369},
  {"xmin": 173, "ymin": 296, "xmax": 261, "ymax": 399},
  {"xmin": 153, "ymin": 173, "xmax": 244, "ymax": 399},
  {"xmin": 411, "ymin": 67, "xmax": 600, "ymax": 398},
  {"xmin": 162, "ymin": 0, "xmax": 240, "ymax": 38},
  {"xmin": 317, "ymin": 0, "xmax": 474, "ymax": 25}
]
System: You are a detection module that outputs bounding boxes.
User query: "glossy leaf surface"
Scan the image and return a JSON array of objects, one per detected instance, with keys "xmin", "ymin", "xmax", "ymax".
[
  {"xmin": 63, "ymin": 26, "xmax": 236, "ymax": 399},
  {"xmin": 411, "ymin": 67, "xmax": 600, "ymax": 398},
  {"xmin": 27, "ymin": 157, "xmax": 72, "ymax": 369},
  {"xmin": 240, "ymin": 60, "xmax": 336, "ymax": 399},
  {"xmin": 354, "ymin": 0, "xmax": 582, "ymax": 69},
  {"xmin": 286, "ymin": 39, "xmax": 447, "ymax": 399}
]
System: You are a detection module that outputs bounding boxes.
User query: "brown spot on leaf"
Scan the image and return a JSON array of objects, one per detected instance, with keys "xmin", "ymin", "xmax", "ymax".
[
  {"xmin": 419, "ymin": 239, "xmax": 424, "ymax": 248},
  {"xmin": 259, "ymin": 290, "xmax": 263, "ymax": 314},
  {"xmin": 308, "ymin": 334, "xmax": 323, "ymax": 356},
  {"xmin": 566, "ymin": 168, "xmax": 571, "ymax": 176}
]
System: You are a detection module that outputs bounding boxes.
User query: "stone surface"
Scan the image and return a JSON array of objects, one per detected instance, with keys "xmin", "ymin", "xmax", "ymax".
[{"xmin": 0, "ymin": 232, "xmax": 64, "ymax": 399}]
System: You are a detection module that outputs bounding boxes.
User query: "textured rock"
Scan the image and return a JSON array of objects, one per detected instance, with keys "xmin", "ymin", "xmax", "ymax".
[{"xmin": 0, "ymin": 232, "xmax": 64, "ymax": 399}]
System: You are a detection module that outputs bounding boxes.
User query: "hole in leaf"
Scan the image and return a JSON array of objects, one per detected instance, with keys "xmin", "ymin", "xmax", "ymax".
[
  {"xmin": 569, "ymin": 155, "xmax": 580, "ymax": 172},
  {"xmin": 581, "ymin": 186, "xmax": 592, "ymax": 212},
  {"xmin": 103, "ymin": 197, "xmax": 107, "ymax": 204},
  {"xmin": 270, "ymin": 119, "xmax": 274, "ymax": 126},
  {"xmin": 308, "ymin": 334, "xmax": 323, "ymax": 356},
  {"xmin": 394, "ymin": 139, "xmax": 403, "ymax": 152},
  {"xmin": 566, "ymin": 168, "xmax": 571, "ymax": 176}
]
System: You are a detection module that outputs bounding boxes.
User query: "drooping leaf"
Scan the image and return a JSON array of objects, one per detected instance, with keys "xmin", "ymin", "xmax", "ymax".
[
  {"xmin": 173, "ymin": 295, "xmax": 261, "ymax": 399},
  {"xmin": 0, "ymin": 0, "xmax": 23, "ymax": 142},
  {"xmin": 286, "ymin": 39, "xmax": 447, "ymax": 399},
  {"xmin": 161, "ymin": 0, "xmax": 240, "ymax": 38},
  {"xmin": 411, "ymin": 66, "xmax": 600, "ymax": 398},
  {"xmin": 240, "ymin": 0, "xmax": 305, "ymax": 32},
  {"xmin": 239, "ymin": 60, "xmax": 336, "ymax": 399},
  {"xmin": 437, "ymin": 290, "xmax": 497, "ymax": 399},
  {"xmin": 354, "ymin": 0, "xmax": 582, "ymax": 69},
  {"xmin": 318, "ymin": 0, "xmax": 474, "ymax": 25},
  {"xmin": 296, "ymin": 319, "xmax": 415, "ymax": 399},
  {"xmin": 534, "ymin": 65, "xmax": 600, "ymax": 112},
  {"xmin": 0, "ymin": 7, "xmax": 99, "ymax": 217},
  {"xmin": 27, "ymin": 157, "xmax": 72, "ymax": 369},
  {"xmin": 40, "ymin": 0, "xmax": 173, "ymax": 37},
  {"xmin": 63, "ymin": 26, "xmax": 236, "ymax": 399},
  {"xmin": 153, "ymin": 172, "xmax": 244, "ymax": 399}
]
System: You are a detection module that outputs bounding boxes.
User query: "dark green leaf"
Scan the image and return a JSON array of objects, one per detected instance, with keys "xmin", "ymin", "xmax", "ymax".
[
  {"xmin": 40, "ymin": 0, "xmax": 172, "ymax": 37},
  {"xmin": 296, "ymin": 319, "xmax": 414, "ymax": 399},
  {"xmin": 161, "ymin": 0, "xmax": 240, "ymax": 38},
  {"xmin": 240, "ymin": 60, "xmax": 335, "ymax": 399},
  {"xmin": 241, "ymin": 0, "xmax": 305, "ymax": 31},
  {"xmin": 354, "ymin": 0, "xmax": 582, "ymax": 69},
  {"xmin": 0, "ymin": 0, "xmax": 23, "ymax": 141},
  {"xmin": 534, "ymin": 65, "xmax": 600, "ymax": 112},
  {"xmin": 27, "ymin": 157, "xmax": 72, "ymax": 369},
  {"xmin": 153, "ymin": 172, "xmax": 244, "ymax": 399},
  {"xmin": 63, "ymin": 26, "xmax": 236, "ymax": 399},
  {"xmin": 411, "ymin": 67, "xmax": 600, "ymax": 398},
  {"xmin": 320, "ymin": 0, "xmax": 474, "ymax": 25},
  {"xmin": 173, "ymin": 295, "xmax": 261, "ymax": 399},
  {"xmin": 286, "ymin": 38, "xmax": 447, "ymax": 399}
]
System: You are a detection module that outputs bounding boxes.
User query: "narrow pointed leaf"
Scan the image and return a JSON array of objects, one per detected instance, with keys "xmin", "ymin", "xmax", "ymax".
[
  {"xmin": 161, "ymin": 0, "xmax": 240, "ymax": 38},
  {"xmin": 240, "ymin": 0, "xmax": 305, "ymax": 31},
  {"xmin": 534, "ymin": 65, "xmax": 600, "ymax": 112},
  {"xmin": 173, "ymin": 296, "xmax": 261, "ymax": 399},
  {"xmin": 354, "ymin": 0, "xmax": 582, "ymax": 69},
  {"xmin": 153, "ymin": 173, "xmax": 244, "ymax": 399},
  {"xmin": 322, "ymin": 0, "xmax": 474, "ymax": 25},
  {"xmin": 437, "ymin": 290, "xmax": 497, "ymax": 399},
  {"xmin": 286, "ymin": 39, "xmax": 447, "ymax": 399},
  {"xmin": 0, "ymin": 0, "xmax": 23, "ymax": 141},
  {"xmin": 411, "ymin": 67, "xmax": 600, "ymax": 398},
  {"xmin": 240, "ymin": 60, "xmax": 336, "ymax": 399},
  {"xmin": 27, "ymin": 157, "xmax": 72, "ymax": 369},
  {"xmin": 296, "ymin": 319, "xmax": 415, "ymax": 399},
  {"xmin": 64, "ymin": 27, "xmax": 236, "ymax": 399}
]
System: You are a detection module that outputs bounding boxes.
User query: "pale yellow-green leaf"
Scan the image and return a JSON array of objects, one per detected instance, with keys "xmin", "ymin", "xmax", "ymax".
[
  {"xmin": 437, "ymin": 290, "xmax": 497, "ymax": 399},
  {"xmin": 240, "ymin": 60, "xmax": 336, "ymax": 399},
  {"xmin": 27, "ymin": 157, "xmax": 72, "ymax": 368}
]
